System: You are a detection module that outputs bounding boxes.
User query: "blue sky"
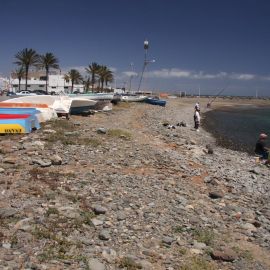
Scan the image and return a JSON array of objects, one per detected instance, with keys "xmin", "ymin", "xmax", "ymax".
[{"xmin": 1, "ymin": 0, "xmax": 270, "ymax": 96}]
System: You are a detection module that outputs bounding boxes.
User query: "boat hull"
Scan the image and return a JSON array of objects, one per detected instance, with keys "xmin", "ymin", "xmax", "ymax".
[{"xmin": 145, "ymin": 98, "xmax": 166, "ymax": 107}]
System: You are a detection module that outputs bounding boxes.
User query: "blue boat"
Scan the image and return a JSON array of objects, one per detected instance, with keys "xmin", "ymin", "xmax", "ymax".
[
  {"xmin": 145, "ymin": 97, "xmax": 166, "ymax": 107},
  {"xmin": 0, "ymin": 108, "xmax": 40, "ymax": 132}
]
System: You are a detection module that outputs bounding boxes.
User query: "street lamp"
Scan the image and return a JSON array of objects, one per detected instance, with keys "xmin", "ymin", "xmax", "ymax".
[{"xmin": 137, "ymin": 39, "xmax": 155, "ymax": 92}]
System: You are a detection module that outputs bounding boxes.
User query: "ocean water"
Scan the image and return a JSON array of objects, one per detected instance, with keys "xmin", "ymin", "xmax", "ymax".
[{"xmin": 203, "ymin": 106, "xmax": 270, "ymax": 154}]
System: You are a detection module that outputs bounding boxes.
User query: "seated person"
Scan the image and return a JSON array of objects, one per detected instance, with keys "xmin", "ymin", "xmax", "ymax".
[{"xmin": 255, "ymin": 133, "xmax": 269, "ymax": 159}]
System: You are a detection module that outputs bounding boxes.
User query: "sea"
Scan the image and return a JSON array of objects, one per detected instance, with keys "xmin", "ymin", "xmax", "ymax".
[{"xmin": 203, "ymin": 106, "xmax": 270, "ymax": 154}]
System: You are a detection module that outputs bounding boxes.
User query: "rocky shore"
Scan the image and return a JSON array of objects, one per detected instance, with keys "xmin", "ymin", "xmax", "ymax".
[{"xmin": 0, "ymin": 98, "xmax": 269, "ymax": 270}]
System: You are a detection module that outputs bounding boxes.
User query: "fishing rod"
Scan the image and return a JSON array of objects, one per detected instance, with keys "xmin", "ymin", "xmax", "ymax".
[{"xmin": 207, "ymin": 84, "xmax": 229, "ymax": 108}]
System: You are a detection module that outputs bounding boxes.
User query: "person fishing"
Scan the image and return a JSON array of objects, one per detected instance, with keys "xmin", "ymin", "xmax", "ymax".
[
  {"xmin": 194, "ymin": 107, "xmax": 200, "ymax": 131},
  {"xmin": 255, "ymin": 133, "xmax": 269, "ymax": 160}
]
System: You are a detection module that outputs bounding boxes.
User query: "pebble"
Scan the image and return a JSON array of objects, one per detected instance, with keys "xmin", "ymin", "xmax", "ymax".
[{"xmin": 99, "ymin": 230, "xmax": 110, "ymax": 241}]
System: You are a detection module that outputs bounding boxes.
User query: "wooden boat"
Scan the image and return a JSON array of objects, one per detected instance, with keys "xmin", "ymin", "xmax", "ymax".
[
  {"xmin": 0, "ymin": 123, "xmax": 27, "ymax": 134},
  {"xmin": 0, "ymin": 102, "xmax": 49, "ymax": 108},
  {"xmin": 0, "ymin": 108, "xmax": 40, "ymax": 130},
  {"xmin": 0, "ymin": 101, "xmax": 57, "ymax": 122},
  {"xmin": 145, "ymin": 97, "xmax": 166, "ymax": 107},
  {"xmin": 2, "ymin": 95, "xmax": 70, "ymax": 120},
  {"xmin": 0, "ymin": 114, "xmax": 30, "ymax": 119}
]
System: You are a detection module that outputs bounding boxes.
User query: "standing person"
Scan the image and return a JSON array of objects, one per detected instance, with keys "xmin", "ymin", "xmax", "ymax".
[
  {"xmin": 194, "ymin": 108, "xmax": 201, "ymax": 131},
  {"xmin": 195, "ymin": 102, "xmax": 200, "ymax": 111},
  {"xmin": 255, "ymin": 133, "xmax": 269, "ymax": 160}
]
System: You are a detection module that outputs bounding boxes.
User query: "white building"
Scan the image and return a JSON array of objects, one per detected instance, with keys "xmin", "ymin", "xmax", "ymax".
[{"xmin": 10, "ymin": 74, "xmax": 84, "ymax": 94}]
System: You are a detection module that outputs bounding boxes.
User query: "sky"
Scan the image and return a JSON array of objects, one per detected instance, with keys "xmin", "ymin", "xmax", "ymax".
[{"xmin": 1, "ymin": 0, "xmax": 270, "ymax": 96}]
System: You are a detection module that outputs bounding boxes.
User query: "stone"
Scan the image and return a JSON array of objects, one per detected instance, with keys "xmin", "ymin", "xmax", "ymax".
[
  {"xmin": 241, "ymin": 223, "xmax": 257, "ymax": 232},
  {"xmin": 162, "ymin": 236, "xmax": 175, "ymax": 245},
  {"xmin": 0, "ymin": 168, "xmax": 5, "ymax": 173},
  {"xmin": 99, "ymin": 230, "xmax": 110, "ymax": 241},
  {"xmin": 32, "ymin": 158, "xmax": 52, "ymax": 167},
  {"xmin": 93, "ymin": 205, "xmax": 107, "ymax": 215},
  {"xmin": 2, "ymin": 243, "xmax": 11, "ymax": 249},
  {"xmin": 193, "ymin": 240, "xmax": 207, "ymax": 250},
  {"xmin": 97, "ymin": 128, "xmax": 107, "ymax": 134},
  {"xmin": 0, "ymin": 208, "xmax": 18, "ymax": 218},
  {"xmin": 43, "ymin": 129, "xmax": 57, "ymax": 134},
  {"xmin": 190, "ymin": 248, "xmax": 203, "ymax": 255},
  {"xmin": 209, "ymin": 191, "xmax": 224, "ymax": 199},
  {"xmin": 3, "ymin": 157, "xmax": 17, "ymax": 164},
  {"xmin": 87, "ymin": 258, "xmax": 106, "ymax": 270},
  {"xmin": 50, "ymin": 154, "xmax": 62, "ymax": 165},
  {"xmin": 91, "ymin": 218, "xmax": 104, "ymax": 227},
  {"xmin": 211, "ymin": 248, "xmax": 237, "ymax": 262},
  {"xmin": 102, "ymin": 248, "xmax": 117, "ymax": 262},
  {"xmin": 117, "ymin": 212, "xmax": 126, "ymax": 221},
  {"xmin": 23, "ymin": 141, "xmax": 45, "ymax": 150}
]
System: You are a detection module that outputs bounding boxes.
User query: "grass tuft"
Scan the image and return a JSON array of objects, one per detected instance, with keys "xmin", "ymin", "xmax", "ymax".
[
  {"xmin": 180, "ymin": 256, "xmax": 216, "ymax": 270},
  {"xmin": 107, "ymin": 129, "xmax": 132, "ymax": 140}
]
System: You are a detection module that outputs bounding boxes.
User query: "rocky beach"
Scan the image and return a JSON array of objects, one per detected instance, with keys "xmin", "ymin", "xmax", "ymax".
[{"xmin": 0, "ymin": 98, "xmax": 269, "ymax": 270}]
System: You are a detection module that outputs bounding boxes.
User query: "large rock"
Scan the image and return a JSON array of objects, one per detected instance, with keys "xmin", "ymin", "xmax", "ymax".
[
  {"xmin": 211, "ymin": 248, "xmax": 237, "ymax": 262},
  {"xmin": 31, "ymin": 158, "xmax": 52, "ymax": 167}
]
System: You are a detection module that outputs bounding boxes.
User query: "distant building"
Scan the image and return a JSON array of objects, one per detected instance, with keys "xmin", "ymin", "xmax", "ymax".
[{"xmin": 9, "ymin": 72, "xmax": 84, "ymax": 93}]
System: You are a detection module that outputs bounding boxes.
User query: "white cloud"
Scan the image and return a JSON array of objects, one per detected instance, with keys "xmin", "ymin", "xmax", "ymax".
[
  {"xmin": 122, "ymin": 71, "xmax": 138, "ymax": 77},
  {"xmin": 61, "ymin": 66, "xmax": 87, "ymax": 76},
  {"xmin": 109, "ymin": 66, "xmax": 117, "ymax": 73},
  {"xmin": 142, "ymin": 68, "xmax": 259, "ymax": 81},
  {"xmin": 229, "ymin": 73, "xmax": 256, "ymax": 80}
]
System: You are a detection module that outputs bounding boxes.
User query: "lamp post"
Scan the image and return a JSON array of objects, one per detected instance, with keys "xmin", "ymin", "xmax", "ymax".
[{"xmin": 137, "ymin": 39, "xmax": 155, "ymax": 93}]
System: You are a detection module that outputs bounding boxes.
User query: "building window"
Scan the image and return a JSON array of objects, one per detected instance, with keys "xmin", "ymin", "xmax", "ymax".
[
  {"xmin": 13, "ymin": 85, "xmax": 18, "ymax": 87},
  {"xmin": 39, "ymin": 85, "xmax": 44, "ymax": 87},
  {"xmin": 51, "ymin": 87, "xmax": 56, "ymax": 89},
  {"xmin": 64, "ymin": 87, "xmax": 68, "ymax": 89}
]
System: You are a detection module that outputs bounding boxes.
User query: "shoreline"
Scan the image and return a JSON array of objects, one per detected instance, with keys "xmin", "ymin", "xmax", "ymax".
[{"xmin": 200, "ymin": 99, "xmax": 270, "ymax": 155}]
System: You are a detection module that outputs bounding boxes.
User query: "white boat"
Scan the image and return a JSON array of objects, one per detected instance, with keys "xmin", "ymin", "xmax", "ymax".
[
  {"xmin": 2, "ymin": 95, "xmax": 72, "ymax": 121},
  {"xmin": 69, "ymin": 93, "xmax": 114, "ymax": 101},
  {"xmin": 69, "ymin": 97, "xmax": 97, "ymax": 114},
  {"xmin": 121, "ymin": 95, "xmax": 147, "ymax": 102}
]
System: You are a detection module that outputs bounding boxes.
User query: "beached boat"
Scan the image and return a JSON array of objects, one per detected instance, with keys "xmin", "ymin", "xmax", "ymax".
[
  {"xmin": 69, "ymin": 93, "xmax": 114, "ymax": 101},
  {"xmin": 121, "ymin": 95, "xmax": 147, "ymax": 102},
  {"xmin": 89, "ymin": 100, "xmax": 113, "ymax": 111},
  {"xmin": 0, "ymin": 108, "xmax": 41, "ymax": 133},
  {"xmin": 145, "ymin": 97, "xmax": 166, "ymax": 107},
  {"xmin": 69, "ymin": 98, "xmax": 97, "ymax": 114},
  {"xmin": 2, "ymin": 95, "xmax": 71, "ymax": 119}
]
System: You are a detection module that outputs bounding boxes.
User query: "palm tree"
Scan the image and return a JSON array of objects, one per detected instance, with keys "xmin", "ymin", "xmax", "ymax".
[
  {"xmin": 66, "ymin": 69, "xmax": 83, "ymax": 93},
  {"xmin": 97, "ymin": 66, "xmax": 113, "ymax": 91},
  {"xmin": 85, "ymin": 62, "xmax": 100, "ymax": 92},
  {"xmin": 14, "ymin": 48, "xmax": 39, "ymax": 91},
  {"xmin": 38, "ymin": 52, "xmax": 59, "ymax": 94},
  {"xmin": 14, "ymin": 67, "xmax": 25, "ymax": 91},
  {"xmin": 84, "ymin": 77, "xmax": 91, "ymax": 92}
]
